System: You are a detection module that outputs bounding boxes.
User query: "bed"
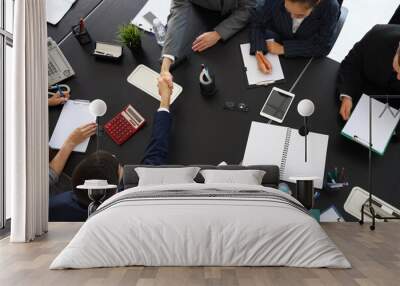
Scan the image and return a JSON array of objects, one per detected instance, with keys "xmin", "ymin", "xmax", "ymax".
[{"xmin": 50, "ymin": 165, "xmax": 351, "ymax": 269}]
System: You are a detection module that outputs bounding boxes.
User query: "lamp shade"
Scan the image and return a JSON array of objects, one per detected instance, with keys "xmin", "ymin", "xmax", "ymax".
[
  {"xmin": 297, "ymin": 99, "xmax": 315, "ymax": 117},
  {"xmin": 89, "ymin": 99, "xmax": 107, "ymax": 117}
]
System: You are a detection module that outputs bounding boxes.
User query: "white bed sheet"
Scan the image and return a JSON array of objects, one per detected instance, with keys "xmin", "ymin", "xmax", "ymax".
[{"xmin": 50, "ymin": 183, "xmax": 350, "ymax": 269}]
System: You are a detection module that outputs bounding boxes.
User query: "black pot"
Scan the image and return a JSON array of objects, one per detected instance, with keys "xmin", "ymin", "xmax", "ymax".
[{"xmin": 128, "ymin": 39, "xmax": 142, "ymax": 56}]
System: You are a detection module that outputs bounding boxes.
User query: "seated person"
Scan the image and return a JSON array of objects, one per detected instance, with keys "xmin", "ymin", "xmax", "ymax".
[
  {"xmin": 161, "ymin": 0, "xmax": 256, "ymax": 84},
  {"xmin": 338, "ymin": 24, "xmax": 400, "ymax": 120},
  {"xmin": 49, "ymin": 124, "xmax": 97, "ymax": 196},
  {"xmin": 249, "ymin": 0, "xmax": 340, "ymax": 72},
  {"xmin": 49, "ymin": 78, "xmax": 173, "ymax": 221}
]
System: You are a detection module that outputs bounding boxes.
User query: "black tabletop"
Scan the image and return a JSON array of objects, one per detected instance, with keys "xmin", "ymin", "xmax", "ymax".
[{"xmin": 48, "ymin": 0, "xmax": 400, "ymax": 221}]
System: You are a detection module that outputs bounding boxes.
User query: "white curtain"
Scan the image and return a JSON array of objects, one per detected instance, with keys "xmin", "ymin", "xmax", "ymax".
[{"xmin": 8, "ymin": 0, "xmax": 49, "ymax": 242}]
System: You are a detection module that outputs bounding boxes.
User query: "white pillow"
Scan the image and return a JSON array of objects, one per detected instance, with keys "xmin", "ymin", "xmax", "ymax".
[
  {"xmin": 200, "ymin": 169, "xmax": 266, "ymax": 185},
  {"xmin": 135, "ymin": 167, "xmax": 200, "ymax": 186}
]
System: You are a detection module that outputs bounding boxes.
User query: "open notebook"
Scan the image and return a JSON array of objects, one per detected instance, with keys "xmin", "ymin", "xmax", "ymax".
[
  {"xmin": 240, "ymin": 43, "xmax": 284, "ymax": 86},
  {"xmin": 341, "ymin": 94, "xmax": 400, "ymax": 156},
  {"xmin": 242, "ymin": 122, "xmax": 329, "ymax": 189}
]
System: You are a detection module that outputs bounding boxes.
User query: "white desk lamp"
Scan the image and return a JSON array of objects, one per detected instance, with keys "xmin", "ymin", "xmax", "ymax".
[
  {"xmin": 89, "ymin": 99, "xmax": 107, "ymax": 152},
  {"xmin": 297, "ymin": 99, "xmax": 315, "ymax": 162}
]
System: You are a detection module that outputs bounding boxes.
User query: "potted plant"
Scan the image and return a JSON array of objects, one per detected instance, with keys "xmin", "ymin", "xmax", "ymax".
[{"xmin": 117, "ymin": 23, "xmax": 142, "ymax": 54}]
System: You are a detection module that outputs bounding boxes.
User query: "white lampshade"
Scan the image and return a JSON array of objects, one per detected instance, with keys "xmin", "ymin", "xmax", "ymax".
[
  {"xmin": 297, "ymin": 99, "xmax": 315, "ymax": 117},
  {"xmin": 89, "ymin": 99, "xmax": 107, "ymax": 117}
]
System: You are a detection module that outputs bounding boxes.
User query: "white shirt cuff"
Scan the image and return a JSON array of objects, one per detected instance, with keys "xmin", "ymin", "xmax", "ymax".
[
  {"xmin": 266, "ymin": 39, "xmax": 275, "ymax": 42},
  {"xmin": 340, "ymin": 94, "xmax": 352, "ymax": 101},
  {"xmin": 158, "ymin": 107, "xmax": 170, "ymax": 113},
  {"xmin": 162, "ymin": 54, "xmax": 175, "ymax": 62}
]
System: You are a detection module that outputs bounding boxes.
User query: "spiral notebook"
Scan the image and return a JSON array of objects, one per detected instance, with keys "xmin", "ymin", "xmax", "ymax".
[{"xmin": 242, "ymin": 122, "xmax": 329, "ymax": 189}]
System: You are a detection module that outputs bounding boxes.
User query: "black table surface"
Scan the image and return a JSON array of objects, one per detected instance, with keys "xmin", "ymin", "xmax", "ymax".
[{"xmin": 49, "ymin": 0, "xmax": 400, "ymax": 221}]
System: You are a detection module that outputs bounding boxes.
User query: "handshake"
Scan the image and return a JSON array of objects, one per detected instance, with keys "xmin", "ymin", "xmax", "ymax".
[{"xmin": 158, "ymin": 71, "xmax": 174, "ymax": 109}]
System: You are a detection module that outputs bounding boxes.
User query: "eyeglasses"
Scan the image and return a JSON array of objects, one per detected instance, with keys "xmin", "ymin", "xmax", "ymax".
[{"xmin": 223, "ymin": 101, "xmax": 249, "ymax": 112}]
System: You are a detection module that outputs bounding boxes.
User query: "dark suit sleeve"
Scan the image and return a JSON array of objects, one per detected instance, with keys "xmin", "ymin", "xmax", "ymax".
[
  {"xmin": 283, "ymin": 1, "xmax": 340, "ymax": 57},
  {"xmin": 336, "ymin": 33, "xmax": 367, "ymax": 101},
  {"xmin": 249, "ymin": 1, "xmax": 279, "ymax": 55},
  {"xmin": 141, "ymin": 111, "xmax": 172, "ymax": 165}
]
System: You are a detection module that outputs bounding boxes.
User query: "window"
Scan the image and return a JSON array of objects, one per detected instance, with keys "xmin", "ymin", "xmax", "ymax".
[{"xmin": 1, "ymin": 0, "xmax": 14, "ymax": 229}]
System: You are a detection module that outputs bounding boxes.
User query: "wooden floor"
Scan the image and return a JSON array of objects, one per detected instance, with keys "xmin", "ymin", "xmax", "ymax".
[{"xmin": 0, "ymin": 223, "xmax": 399, "ymax": 286}]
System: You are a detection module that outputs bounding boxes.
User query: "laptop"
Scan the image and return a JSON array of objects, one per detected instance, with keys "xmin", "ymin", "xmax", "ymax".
[{"xmin": 48, "ymin": 37, "xmax": 75, "ymax": 86}]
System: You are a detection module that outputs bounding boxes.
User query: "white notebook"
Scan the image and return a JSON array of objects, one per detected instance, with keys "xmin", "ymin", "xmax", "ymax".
[
  {"xmin": 240, "ymin": 43, "xmax": 284, "ymax": 86},
  {"xmin": 341, "ymin": 94, "xmax": 400, "ymax": 156},
  {"xmin": 131, "ymin": 0, "xmax": 171, "ymax": 33},
  {"xmin": 49, "ymin": 100, "xmax": 96, "ymax": 153},
  {"xmin": 46, "ymin": 0, "xmax": 77, "ymax": 25},
  {"xmin": 242, "ymin": 122, "xmax": 329, "ymax": 189},
  {"xmin": 127, "ymin": 65, "xmax": 182, "ymax": 104}
]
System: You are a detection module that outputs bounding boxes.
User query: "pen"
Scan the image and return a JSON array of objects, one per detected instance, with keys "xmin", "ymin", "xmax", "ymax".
[
  {"xmin": 56, "ymin": 84, "xmax": 64, "ymax": 97},
  {"xmin": 334, "ymin": 167, "xmax": 338, "ymax": 181},
  {"xmin": 79, "ymin": 17, "xmax": 85, "ymax": 33},
  {"xmin": 327, "ymin": 172, "xmax": 336, "ymax": 184},
  {"xmin": 256, "ymin": 80, "xmax": 276, "ymax": 86}
]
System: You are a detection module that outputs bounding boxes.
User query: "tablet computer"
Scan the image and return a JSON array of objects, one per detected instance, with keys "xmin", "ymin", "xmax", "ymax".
[{"xmin": 260, "ymin": 87, "xmax": 295, "ymax": 123}]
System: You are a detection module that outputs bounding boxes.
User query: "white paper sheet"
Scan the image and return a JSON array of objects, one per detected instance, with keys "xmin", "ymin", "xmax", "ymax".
[
  {"xmin": 46, "ymin": 0, "xmax": 77, "ymax": 25},
  {"xmin": 49, "ymin": 100, "xmax": 96, "ymax": 153},
  {"xmin": 328, "ymin": 0, "xmax": 400, "ymax": 63},
  {"xmin": 131, "ymin": 0, "xmax": 171, "ymax": 33},
  {"xmin": 320, "ymin": 206, "xmax": 344, "ymax": 222},
  {"xmin": 341, "ymin": 94, "xmax": 400, "ymax": 155},
  {"xmin": 240, "ymin": 43, "xmax": 284, "ymax": 86},
  {"xmin": 127, "ymin": 65, "xmax": 182, "ymax": 104}
]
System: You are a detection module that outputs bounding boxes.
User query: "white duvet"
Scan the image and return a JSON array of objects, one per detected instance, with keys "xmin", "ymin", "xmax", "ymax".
[{"xmin": 50, "ymin": 183, "xmax": 351, "ymax": 269}]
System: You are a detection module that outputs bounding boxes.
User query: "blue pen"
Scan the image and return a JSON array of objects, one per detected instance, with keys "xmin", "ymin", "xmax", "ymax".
[{"xmin": 56, "ymin": 84, "xmax": 64, "ymax": 97}]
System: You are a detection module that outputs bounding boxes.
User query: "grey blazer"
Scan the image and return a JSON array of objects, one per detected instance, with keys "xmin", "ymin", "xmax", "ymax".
[{"xmin": 182, "ymin": 0, "xmax": 256, "ymax": 40}]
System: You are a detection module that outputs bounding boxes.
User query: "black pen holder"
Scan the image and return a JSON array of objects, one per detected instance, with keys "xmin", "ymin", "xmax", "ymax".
[
  {"xmin": 72, "ymin": 24, "xmax": 92, "ymax": 45},
  {"xmin": 200, "ymin": 73, "xmax": 217, "ymax": 97}
]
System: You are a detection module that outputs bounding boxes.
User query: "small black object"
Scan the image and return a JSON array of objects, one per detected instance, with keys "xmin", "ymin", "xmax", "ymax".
[
  {"xmin": 200, "ymin": 65, "xmax": 217, "ymax": 97},
  {"xmin": 223, "ymin": 101, "xmax": 249, "ymax": 112},
  {"xmin": 295, "ymin": 180, "xmax": 314, "ymax": 210},
  {"xmin": 72, "ymin": 24, "xmax": 92, "ymax": 45}
]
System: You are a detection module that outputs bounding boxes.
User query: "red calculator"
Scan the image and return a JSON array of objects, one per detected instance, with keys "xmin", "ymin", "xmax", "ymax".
[{"xmin": 104, "ymin": 105, "xmax": 146, "ymax": 145}]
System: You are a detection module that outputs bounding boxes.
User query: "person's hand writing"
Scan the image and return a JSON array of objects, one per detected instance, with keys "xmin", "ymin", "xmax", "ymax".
[
  {"xmin": 192, "ymin": 31, "xmax": 221, "ymax": 52},
  {"xmin": 48, "ymin": 91, "xmax": 70, "ymax": 106},
  {"xmin": 256, "ymin": 51, "xmax": 272, "ymax": 74},
  {"xmin": 340, "ymin": 97, "xmax": 353, "ymax": 121},
  {"xmin": 267, "ymin": 41, "xmax": 284, "ymax": 55},
  {"xmin": 64, "ymin": 123, "xmax": 97, "ymax": 149}
]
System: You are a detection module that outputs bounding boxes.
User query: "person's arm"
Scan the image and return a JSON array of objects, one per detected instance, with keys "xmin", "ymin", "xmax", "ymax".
[
  {"xmin": 48, "ymin": 91, "xmax": 71, "ymax": 107},
  {"xmin": 141, "ymin": 78, "xmax": 172, "ymax": 165},
  {"xmin": 249, "ymin": 1, "xmax": 276, "ymax": 55},
  {"xmin": 282, "ymin": 1, "xmax": 340, "ymax": 57},
  {"xmin": 215, "ymin": 0, "xmax": 257, "ymax": 41},
  {"xmin": 49, "ymin": 123, "xmax": 97, "ymax": 176}
]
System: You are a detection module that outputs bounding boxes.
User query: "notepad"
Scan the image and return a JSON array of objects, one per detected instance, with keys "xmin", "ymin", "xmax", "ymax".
[
  {"xmin": 131, "ymin": 0, "xmax": 171, "ymax": 33},
  {"xmin": 240, "ymin": 43, "xmax": 284, "ymax": 86},
  {"xmin": 49, "ymin": 100, "xmax": 96, "ymax": 153},
  {"xmin": 46, "ymin": 0, "xmax": 77, "ymax": 25},
  {"xmin": 127, "ymin": 65, "xmax": 183, "ymax": 104},
  {"xmin": 320, "ymin": 205, "xmax": 344, "ymax": 222},
  {"xmin": 341, "ymin": 94, "xmax": 400, "ymax": 156},
  {"xmin": 242, "ymin": 122, "xmax": 329, "ymax": 189}
]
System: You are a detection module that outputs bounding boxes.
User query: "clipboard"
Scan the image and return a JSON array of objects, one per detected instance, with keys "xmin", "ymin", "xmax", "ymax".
[
  {"xmin": 240, "ymin": 43, "xmax": 285, "ymax": 88},
  {"xmin": 127, "ymin": 65, "xmax": 183, "ymax": 104},
  {"xmin": 49, "ymin": 100, "xmax": 96, "ymax": 153}
]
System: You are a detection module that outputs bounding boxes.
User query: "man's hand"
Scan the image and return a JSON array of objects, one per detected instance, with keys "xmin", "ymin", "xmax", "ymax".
[
  {"xmin": 340, "ymin": 97, "xmax": 353, "ymax": 121},
  {"xmin": 48, "ymin": 91, "xmax": 70, "ymax": 106},
  {"xmin": 158, "ymin": 77, "xmax": 172, "ymax": 109},
  {"xmin": 192, "ymin": 31, "xmax": 221, "ymax": 52},
  {"xmin": 160, "ymin": 57, "xmax": 174, "ymax": 89},
  {"xmin": 256, "ymin": 51, "xmax": 272, "ymax": 74},
  {"xmin": 267, "ymin": 41, "xmax": 284, "ymax": 55},
  {"xmin": 64, "ymin": 123, "xmax": 97, "ymax": 149}
]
